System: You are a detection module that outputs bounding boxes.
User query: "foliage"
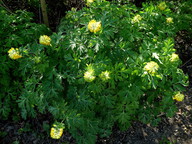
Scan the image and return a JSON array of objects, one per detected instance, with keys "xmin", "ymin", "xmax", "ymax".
[
  {"xmin": 0, "ymin": 7, "xmax": 50, "ymax": 120},
  {"xmin": 1, "ymin": 0, "xmax": 192, "ymax": 143},
  {"xmin": 169, "ymin": 0, "xmax": 192, "ymax": 34}
]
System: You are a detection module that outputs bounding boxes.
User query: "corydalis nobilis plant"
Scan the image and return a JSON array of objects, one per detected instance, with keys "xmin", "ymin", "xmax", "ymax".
[{"xmin": 6, "ymin": 1, "xmax": 189, "ymax": 143}]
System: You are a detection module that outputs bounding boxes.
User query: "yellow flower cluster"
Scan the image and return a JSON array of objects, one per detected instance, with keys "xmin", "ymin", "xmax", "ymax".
[
  {"xmin": 170, "ymin": 53, "xmax": 179, "ymax": 62},
  {"xmin": 144, "ymin": 61, "xmax": 159, "ymax": 74},
  {"xmin": 84, "ymin": 69, "xmax": 96, "ymax": 82},
  {"xmin": 88, "ymin": 20, "xmax": 101, "ymax": 33},
  {"xmin": 86, "ymin": 0, "xmax": 94, "ymax": 6},
  {"xmin": 50, "ymin": 127, "xmax": 63, "ymax": 139},
  {"xmin": 8, "ymin": 35, "xmax": 51, "ymax": 59},
  {"xmin": 132, "ymin": 14, "xmax": 142, "ymax": 23},
  {"xmin": 39, "ymin": 35, "xmax": 51, "ymax": 46},
  {"xmin": 157, "ymin": 2, "xmax": 167, "ymax": 11},
  {"xmin": 173, "ymin": 92, "xmax": 184, "ymax": 102},
  {"xmin": 8, "ymin": 48, "xmax": 22, "ymax": 60},
  {"xmin": 50, "ymin": 123, "xmax": 64, "ymax": 139},
  {"xmin": 166, "ymin": 17, "xmax": 173, "ymax": 23},
  {"xmin": 99, "ymin": 71, "xmax": 110, "ymax": 81}
]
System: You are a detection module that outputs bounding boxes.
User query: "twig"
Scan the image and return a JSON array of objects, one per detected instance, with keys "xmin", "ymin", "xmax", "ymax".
[
  {"xmin": 0, "ymin": 0, "xmax": 13, "ymax": 14},
  {"xmin": 180, "ymin": 57, "xmax": 192, "ymax": 68}
]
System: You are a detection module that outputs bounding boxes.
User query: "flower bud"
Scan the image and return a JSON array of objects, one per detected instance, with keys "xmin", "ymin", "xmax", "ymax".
[
  {"xmin": 99, "ymin": 71, "xmax": 110, "ymax": 81},
  {"xmin": 158, "ymin": 2, "xmax": 167, "ymax": 11},
  {"xmin": 166, "ymin": 17, "xmax": 173, "ymax": 23},
  {"xmin": 84, "ymin": 69, "xmax": 96, "ymax": 82},
  {"xmin": 132, "ymin": 14, "xmax": 142, "ymax": 23},
  {"xmin": 170, "ymin": 53, "xmax": 179, "ymax": 62}
]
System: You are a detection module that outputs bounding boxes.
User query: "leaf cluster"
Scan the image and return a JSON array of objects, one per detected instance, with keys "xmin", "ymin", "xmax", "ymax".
[{"xmin": 0, "ymin": 7, "xmax": 50, "ymax": 120}]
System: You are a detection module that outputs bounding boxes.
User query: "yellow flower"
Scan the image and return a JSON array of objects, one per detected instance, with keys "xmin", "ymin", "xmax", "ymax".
[
  {"xmin": 99, "ymin": 71, "xmax": 110, "ymax": 81},
  {"xmin": 39, "ymin": 35, "xmax": 51, "ymax": 46},
  {"xmin": 173, "ymin": 92, "xmax": 184, "ymax": 102},
  {"xmin": 50, "ymin": 123, "xmax": 64, "ymax": 139},
  {"xmin": 166, "ymin": 17, "xmax": 173, "ymax": 23},
  {"xmin": 86, "ymin": 0, "xmax": 94, "ymax": 6},
  {"xmin": 88, "ymin": 20, "xmax": 101, "ymax": 33},
  {"xmin": 8, "ymin": 48, "xmax": 22, "ymax": 60},
  {"xmin": 50, "ymin": 127, "xmax": 63, "ymax": 139},
  {"xmin": 84, "ymin": 69, "xmax": 96, "ymax": 82},
  {"xmin": 158, "ymin": 2, "xmax": 167, "ymax": 11},
  {"xmin": 132, "ymin": 14, "xmax": 142, "ymax": 23},
  {"xmin": 87, "ymin": 0, "xmax": 94, "ymax": 2},
  {"xmin": 144, "ymin": 61, "xmax": 159, "ymax": 74},
  {"xmin": 170, "ymin": 53, "xmax": 179, "ymax": 62}
]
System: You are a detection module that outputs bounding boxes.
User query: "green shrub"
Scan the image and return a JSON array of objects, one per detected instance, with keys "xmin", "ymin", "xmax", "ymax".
[
  {"xmin": 1, "ymin": 0, "xmax": 191, "ymax": 143},
  {"xmin": 0, "ymin": 8, "xmax": 50, "ymax": 120},
  {"xmin": 170, "ymin": 0, "xmax": 192, "ymax": 34}
]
